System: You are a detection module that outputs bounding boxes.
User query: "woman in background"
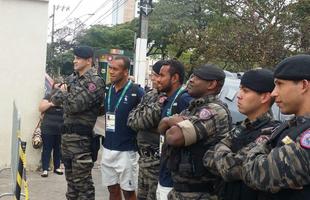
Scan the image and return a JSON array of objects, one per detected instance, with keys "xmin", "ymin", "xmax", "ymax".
[{"xmin": 39, "ymin": 81, "xmax": 64, "ymax": 177}]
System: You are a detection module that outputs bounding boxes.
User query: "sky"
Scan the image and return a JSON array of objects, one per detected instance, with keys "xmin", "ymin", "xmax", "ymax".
[{"xmin": 47, "ymin": 0, "xmax": 115, "ymax": 38}]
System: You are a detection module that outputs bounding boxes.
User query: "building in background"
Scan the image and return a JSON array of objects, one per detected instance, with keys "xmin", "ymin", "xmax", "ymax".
[
  {"xmin": 0, "ymin": 0, "xmax": 48, "ymax": 169},
  {"xmin": 112, "ymin": 0, "xmax": 136, "ymax": 25}
]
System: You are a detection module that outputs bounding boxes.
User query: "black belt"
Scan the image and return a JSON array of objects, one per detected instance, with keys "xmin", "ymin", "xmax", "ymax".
[
  {"xmin": 174, "ymin": 182, "xmax": 214, "ymax": 193},
  {"xmin": 61, "ymin": 124, "xmax": 93, "ymax": 136}
]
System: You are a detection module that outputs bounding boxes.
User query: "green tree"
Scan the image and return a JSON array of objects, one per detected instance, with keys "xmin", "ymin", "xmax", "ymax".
[
  {"xmin": 46, "ymin": 20, "xmax": 138, "ymax": 77},
  {"xmin": 46, "ymin": 18, "xmax": 85, "ymax": 77},
  {"xmin": 75, "ymin": 20, "xmax": 138, "ymax": 51},
  {"xmin": 289, "ymin": 0, "xmax": 310, "ymax": 54},
  {"xmin": 148, "ymin": 0, "xmax": 310, "ymax": 72},
  {"xmin": 149, "ymin": 0, "xmax": 210, "ymax": 61}
]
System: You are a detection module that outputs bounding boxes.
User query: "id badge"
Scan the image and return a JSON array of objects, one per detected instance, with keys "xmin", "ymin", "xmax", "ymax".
[
  {"xmin": 106, "ymin": 112, "xmax": 116, "ymax": 132},
  {"xmin": 159, "ymin": 134, "xmax": 165, "ymax": 156}
]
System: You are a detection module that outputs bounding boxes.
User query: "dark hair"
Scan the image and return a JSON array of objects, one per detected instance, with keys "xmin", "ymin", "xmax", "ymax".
[
  {"xmin": 163, "ymin": 59, "xmax": 185, "ymax": 84},
  {"xmin": 215, "ymin": 79, "xmax": 225, "ymax": 95},
  {"xmin": 114, "ymin": 55, "xmax": 130, "ymax": 70}
]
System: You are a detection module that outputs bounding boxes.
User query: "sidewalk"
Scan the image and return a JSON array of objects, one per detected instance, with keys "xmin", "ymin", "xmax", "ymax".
[{"xmin": 0, "ymin": 163, "xmax": 109, "ymax": 200}]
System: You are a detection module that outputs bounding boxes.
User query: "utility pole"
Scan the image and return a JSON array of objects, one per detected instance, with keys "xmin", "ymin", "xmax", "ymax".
[
  {"xmin": 134, "ymin": 0, "xmax": 153, "ymax": 88},
  {"xmin": 50, "ymin": 5, "xmax": 56, "ymax": 70},
  {"xmin": 50, "ymin": 5, "xmax": 70, "ymax": 77}
]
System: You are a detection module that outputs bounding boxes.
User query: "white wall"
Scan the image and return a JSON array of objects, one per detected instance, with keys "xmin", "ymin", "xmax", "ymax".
[{"xmin": 0, "ymin": 0, "xmax": 49, "ymax": 169}]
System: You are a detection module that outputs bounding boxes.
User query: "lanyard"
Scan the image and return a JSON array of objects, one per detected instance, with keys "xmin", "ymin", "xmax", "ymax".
[
  {"xmin": 108, "ymin": 80, "xmax": 132, "ymax": 112},
  {"xmin": 166, "ymin": 87, "xmax": 184, "ymax": 117}
]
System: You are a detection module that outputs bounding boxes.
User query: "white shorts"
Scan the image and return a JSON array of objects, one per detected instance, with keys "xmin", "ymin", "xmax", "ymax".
[
  {"xmin": 101, "ymin": 147, "xmax": 138, "ymax": 191},
  {"xmin": 156, "ymin": 183, "xmax": 172, "ymax": 200}
]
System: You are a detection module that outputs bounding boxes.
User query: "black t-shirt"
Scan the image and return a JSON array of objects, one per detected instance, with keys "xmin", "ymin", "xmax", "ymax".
[{"xmin": 41, "ymin": 92, "xmax": 64, "ymax": 135}]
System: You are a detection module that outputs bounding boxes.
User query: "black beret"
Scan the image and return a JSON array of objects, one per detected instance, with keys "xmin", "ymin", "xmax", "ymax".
[
  {"xmin": 241, "ymin": 69, "xmax": 275, "ymax": 93},
  {"xmin": 193, "ymin": 64, "xmax": 225, "ymax": 81},
  {"xmin": 274, "ymin": 54, "xmax": 310, "ymax": 80},
  {"xmin": 73, "ymin": 45, "xmax": 94, "ymax": 59},
  {"xmin": 152, "ymin": 60, "xmax": 165, "ymax": 74}
]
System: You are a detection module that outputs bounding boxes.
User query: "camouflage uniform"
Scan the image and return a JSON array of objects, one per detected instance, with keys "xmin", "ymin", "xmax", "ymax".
[
  {"xmin": 51, "ymin": 68, "xmax": 105, "ymax": 200},
  {"xmin": 127, "ymin": 89, "xmax": 163, "ymax": 200},
  {"xmin": 241, "ymin": 115, "xmax": 310, "ymax": 199},
  {"xmin": 166, "ymin": 95, "xmax": 232, "ymax": 200},
  {"xmin": 204, "ymin": 112, "xmax": 280, "ymax": 200}
]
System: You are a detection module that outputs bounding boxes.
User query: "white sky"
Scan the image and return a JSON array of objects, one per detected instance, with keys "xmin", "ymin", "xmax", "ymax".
[{"xmin": 47, "ymin": 0, "xmax": 114, "ymax": 37}]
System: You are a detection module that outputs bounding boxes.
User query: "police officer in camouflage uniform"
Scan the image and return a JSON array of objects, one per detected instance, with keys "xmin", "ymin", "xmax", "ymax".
[
  {"xmin": 240, "ymin": 55, "xmax": 310, "ymax": 200},
  {"xmin": 127, "ymin": 60, "xmax": 165, "ymax": 200},
  {"xmin": 204, "ymin": 69, "xmax": 280, "ymax": 200},
  {"xmin": 158, "ymin": 64, "xmax": 232, "ymax": 200},
  {"xmin": 51, "ymin": 46, "xmax": 105, "ymax": 200}
]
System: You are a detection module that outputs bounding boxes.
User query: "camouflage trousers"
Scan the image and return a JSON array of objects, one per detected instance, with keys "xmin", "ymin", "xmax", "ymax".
[
  {"xmin": 137, "ymin": 162, "xmax": 160, "ymax": 200},
  {"xmin": 168, "ymin": 189, "xmax": 218, "ymax": 200},
  {"xmin": 61, "ymin": 133, "xmax": 94, "ymax": 200}
]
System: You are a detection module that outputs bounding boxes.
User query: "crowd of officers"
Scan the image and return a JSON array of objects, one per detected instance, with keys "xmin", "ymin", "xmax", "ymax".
[{"xmin": 49, "ymin": 45, "xmax": 310, "ymax": 200}]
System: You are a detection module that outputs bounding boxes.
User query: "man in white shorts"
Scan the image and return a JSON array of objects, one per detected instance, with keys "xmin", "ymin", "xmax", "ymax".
[{"xmin": 101, "ymin": 56, "xmax": 144, "ymax": 200}]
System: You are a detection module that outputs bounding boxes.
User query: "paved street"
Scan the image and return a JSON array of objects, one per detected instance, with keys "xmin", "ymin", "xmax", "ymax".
[{"xmin": 0, "ymin": 163, "xmax": 109, "ymax": 200}]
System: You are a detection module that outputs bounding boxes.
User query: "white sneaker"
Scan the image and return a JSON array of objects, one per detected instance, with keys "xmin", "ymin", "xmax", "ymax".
[
  {"xmin": 54, "ymin": 168, "xmax": 63, "ymax": 175},
  {"xmin": 41, "ymin": 170, "xmax": 48, "ymax": 177}
]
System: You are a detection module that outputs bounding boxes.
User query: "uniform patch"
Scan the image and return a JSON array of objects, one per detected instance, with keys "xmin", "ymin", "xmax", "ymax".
[
  {"xmin": 199, "ymin": 108, "xmax": 213, "ymax": 119},
  {"xmin": 88, "ymin": 82, "xmax": 96, "ymax": 92},
  {"xmin": 158, "ymin": 96, "xmax": 167, "ymax": 104},
  {"xmin": 300, "ymin": 129, "xmax": 310, "ymax": 149}
]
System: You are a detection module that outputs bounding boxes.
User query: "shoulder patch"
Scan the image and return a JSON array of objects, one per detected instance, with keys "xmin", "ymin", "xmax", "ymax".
[
  {"xmin": 88, "ymin": 82, "xmax": 97, "ymax": 92},
  {"xmin": 199, "ymin": 108, "xmax": 213, "ymax": 120},
  {"xmin": 300, "ymin": 129, "xmax": 310, "ymax": 149},
  {"xmin": 159, "ymin": 96, "xmax": 167, "ymax": 104}
]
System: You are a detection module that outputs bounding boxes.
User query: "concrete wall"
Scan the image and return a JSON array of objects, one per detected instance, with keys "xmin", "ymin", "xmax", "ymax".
[{"xmin": 0, "ymin": 0, "xmax": 49, "ymax": 169}]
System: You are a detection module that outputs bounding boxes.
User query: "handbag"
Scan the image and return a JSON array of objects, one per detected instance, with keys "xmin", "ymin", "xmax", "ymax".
[{"xmin": 32, "ymin": 118, "xmax": 43, "ymax": 149}]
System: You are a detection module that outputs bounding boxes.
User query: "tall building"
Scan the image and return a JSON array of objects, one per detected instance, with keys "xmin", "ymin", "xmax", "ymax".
[{"xmin": 112, "ymin": 0, "xmax": 136, "ymax": 25}]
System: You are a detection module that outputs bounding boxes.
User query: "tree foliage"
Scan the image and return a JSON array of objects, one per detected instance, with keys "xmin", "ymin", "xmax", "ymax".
[
  {"xmin": 75, "ymin": 20, "xmax": 138, "ymax": 51},
  {"xmin": 46, "ymin": 18, "xmax": 86, "ymax": 77},
  {"xmin": 47, "ymin": 0, "xmax": 310, "ymax": 76},
  {"xmin": 149, "ymin": 0, "xmax": 310, "ymax": 71},
  {"xmin": 46, "ymin": 20, "xmax": 138, "ymax": 77}
]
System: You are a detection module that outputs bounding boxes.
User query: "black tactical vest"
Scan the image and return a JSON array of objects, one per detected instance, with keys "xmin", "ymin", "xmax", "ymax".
[
  {"xmin": 231, "ymin": 118, "xmax": 279, "ymax": 152},
  {"xmin": 223, "ymin": 117, "xmax": 280, "ymax": 200},
  {"xmin": 270, "ymin": 118, "xmax": 310, "ymax": 200}
]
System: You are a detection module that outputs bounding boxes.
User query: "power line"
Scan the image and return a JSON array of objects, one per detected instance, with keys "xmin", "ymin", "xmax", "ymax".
[
  {"xmin": 73, "ymin": 0, "xmax": 123, "ymax": 31},
  {"xmin": 56, "ymin": 0, "xmax": 112, "ymax": 42},
  {"xmin": 92, "ymin": 0, "xmax": 112, "ymax": 15},
  {"xmin": 85, "ymin": 1, "xmax": 114, "ymax": 24},
  {"xmin": 91, "ymin": 0, "xmax": 122, "ymax": 24},
  {"xmin": 58, "ymin": 0, "xmax": 112, "ymax": 29},
  {"xmin": 56, "ymin": 0, "xmax": 84, "ymax": 26},
  {"xmin": 71, "ymin": 0, "xmax": 127, "ymax": 42},
  {"xmin": 92, "ymin": 0, "xmax": 128, "ymax": 25},
  {"xmin": 57, "ymin": 0, "xmax": 128, "ymax": 42},
  {"xmin": 79, "ymin": 0, "xmax": 112, "ymax": 25}
]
